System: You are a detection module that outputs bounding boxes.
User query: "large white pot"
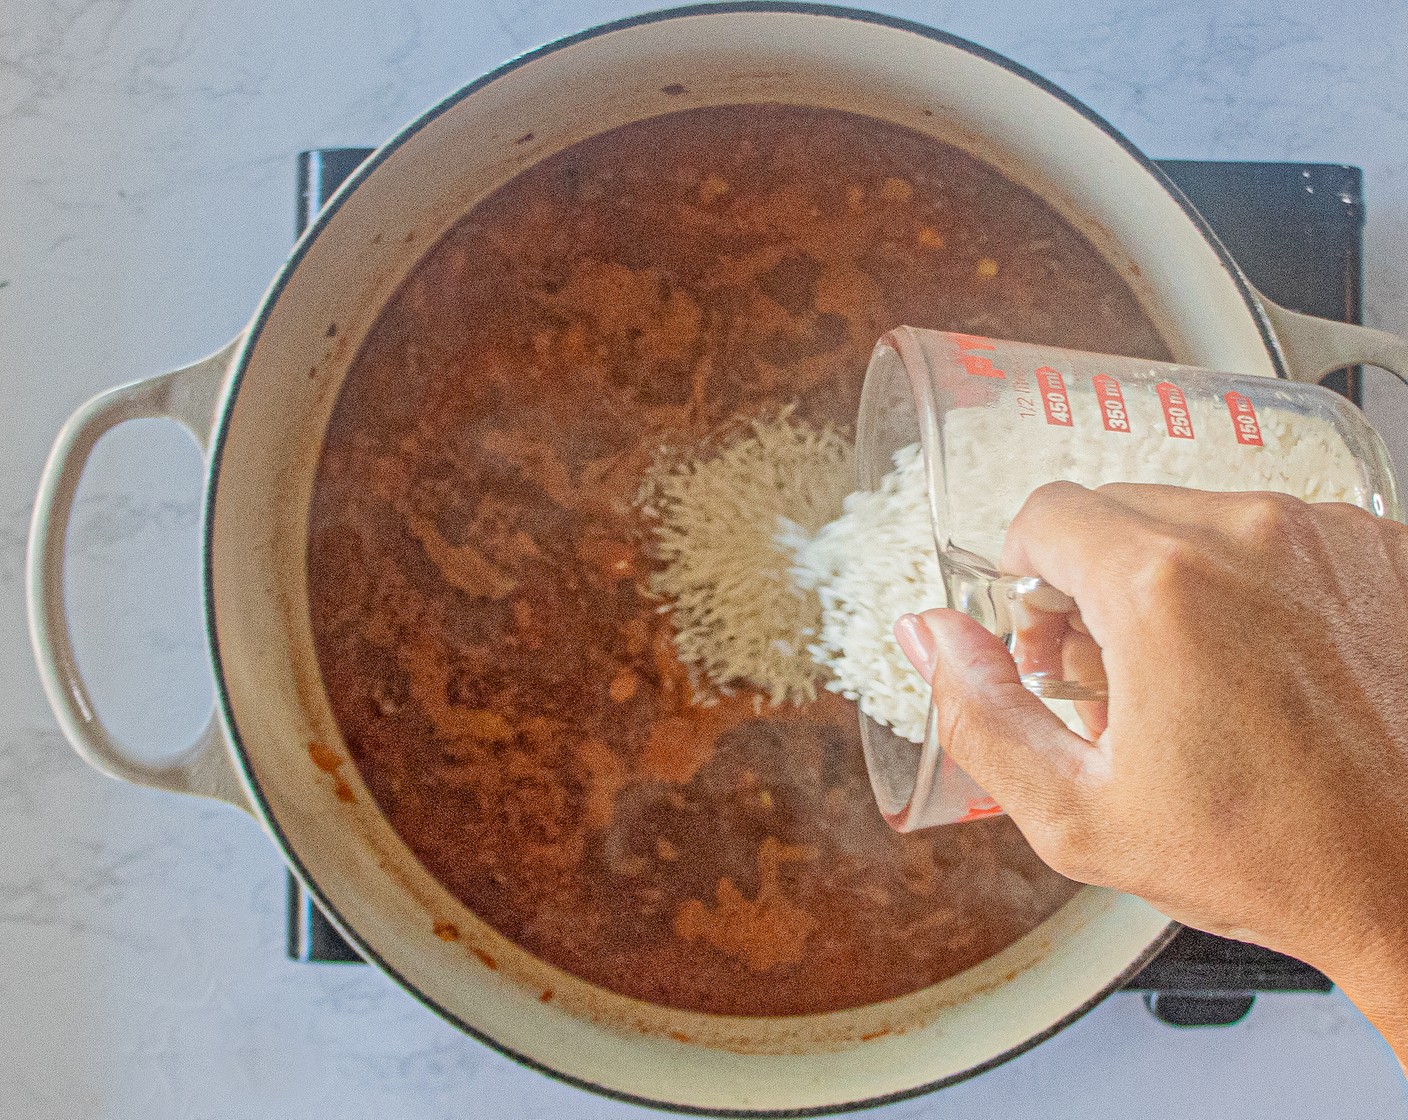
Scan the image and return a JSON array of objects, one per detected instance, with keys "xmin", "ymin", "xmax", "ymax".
[{"xmin": 27, "ymin": 4, "xmax": 1408, "ymax": 1113}]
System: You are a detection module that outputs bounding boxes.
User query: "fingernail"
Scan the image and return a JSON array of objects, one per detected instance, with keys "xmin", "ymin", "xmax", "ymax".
[{"xmin": 894, "ymin": 613, "xmax": 939, "ymax": 682}]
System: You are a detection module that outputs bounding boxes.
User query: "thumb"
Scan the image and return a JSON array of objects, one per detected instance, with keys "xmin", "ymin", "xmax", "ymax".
[{"xmin": 894, "ymin": 608, "xmax": 1095, "ymax": 829}]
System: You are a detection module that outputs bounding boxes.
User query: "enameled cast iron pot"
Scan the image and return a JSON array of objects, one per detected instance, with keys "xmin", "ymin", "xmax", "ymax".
[{"xmin": 28, "ymin": 5, "xmax": 1408, "ymax": 1113}]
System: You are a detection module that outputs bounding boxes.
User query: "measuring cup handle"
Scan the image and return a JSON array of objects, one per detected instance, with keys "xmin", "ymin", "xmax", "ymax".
[
  {"xmin": 989, "ymin": 575, "xmax": 1109, "ymax": 703},
  {"xmin": 1260, "ymin": 296, "xmax": 1408, "ymax": 387}
]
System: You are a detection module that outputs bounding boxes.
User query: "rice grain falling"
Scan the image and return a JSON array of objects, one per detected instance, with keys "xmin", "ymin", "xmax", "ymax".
[
  {"xmin": 638, "ymin": 410, "xmax": 854, "ymax": 705},
  {"xmin": 789, "ymin": 444, "xmax": 939, "ymax": 744}
]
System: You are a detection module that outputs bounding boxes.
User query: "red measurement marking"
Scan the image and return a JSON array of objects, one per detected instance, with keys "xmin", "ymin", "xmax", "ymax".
[
  {"xmin": 958, "ymin": 798, "xmax": 1004, "ymax": 823},
  {"xmin": 1156, "ymin": 381, "xmax": 1195, "ymax": 439},
  {"xmin": 1092, "ymin": 374, "xmax": 1130, "ymax": 433},
  {"xmin": 945, "ymin": 331, "xmax": 1005, "ymax": 378},
  {"xmin": 1224, "ymin": 390, "xmax": 1263, "ymax": 446},
  {"xmin": 1034, "ymin": 366, "xmax": 1073, "ymax": 427}
]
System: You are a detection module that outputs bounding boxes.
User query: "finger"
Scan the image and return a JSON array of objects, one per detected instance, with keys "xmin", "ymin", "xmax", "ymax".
[
  {"xmin": 1093, "ymin": 484, "xmax": 1378, "ymax": 547},
  {"xmin": 1064, "ymin": 631, "xmax": 1109, "ymax": 738},
  {"xmin": 1000, "ymin": 482, "xmax": 1179, "ymax": 643},
  {"xmin": 1000, "ymin": 481, "xmax": 1162, "ymax": 601},
  {"xmin": 897, "ymin": 608, "xmax": 1099, "ymax": 832},
  {"xmin": 1094, "ymin": 482, "xmax": 1279, "ymax": 535}
]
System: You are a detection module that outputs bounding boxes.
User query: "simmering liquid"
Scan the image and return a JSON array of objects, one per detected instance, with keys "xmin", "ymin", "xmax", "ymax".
[{"xmin": 307, "ymin": 105, "xmax": 1167, "ymax": 1015}]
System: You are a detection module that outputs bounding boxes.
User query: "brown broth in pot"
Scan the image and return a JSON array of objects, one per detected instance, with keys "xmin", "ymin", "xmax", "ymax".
[{"xmin": 307, "ymin": 105, "xmax": 1168, "ymax": 1016}]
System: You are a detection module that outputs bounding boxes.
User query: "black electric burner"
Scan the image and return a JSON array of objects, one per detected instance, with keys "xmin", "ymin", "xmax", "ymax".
[{"xmin": 287, "ymin": 148, "xmax": 1364, "ymax": 1027}]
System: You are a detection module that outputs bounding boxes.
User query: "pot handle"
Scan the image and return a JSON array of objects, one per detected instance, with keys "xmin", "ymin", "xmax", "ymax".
[
  {"xmin": 1260, "ymin": 295, "xmax": 1408, "ymax": 386},
  {"xmin": 26, "ymin": 336, "xmax": 254, "ymax": 813}
]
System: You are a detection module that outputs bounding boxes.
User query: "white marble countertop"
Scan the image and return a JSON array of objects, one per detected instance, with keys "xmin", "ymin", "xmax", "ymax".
[{"xmin": 5, "ymin": 0, "xmax": 1408, "ymax": 1116}]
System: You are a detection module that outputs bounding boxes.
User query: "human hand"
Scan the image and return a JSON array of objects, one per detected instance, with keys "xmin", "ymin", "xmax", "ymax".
[{"xmin": 894, "ymin": 483, "xmax": 1408, "ymax": 1061}]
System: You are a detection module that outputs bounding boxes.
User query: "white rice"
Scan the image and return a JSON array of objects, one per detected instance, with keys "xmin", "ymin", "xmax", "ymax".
[
  {"xmin": 638, "ymin": 410, "xmax": 854, "ymax": 705},
  {"xmin": 938, "ymin": 391, "xmax": 1370, "ymax": 565},
  {"xmin": 785, "ymin": 445, "xmax": 938, "ymax": 743}
]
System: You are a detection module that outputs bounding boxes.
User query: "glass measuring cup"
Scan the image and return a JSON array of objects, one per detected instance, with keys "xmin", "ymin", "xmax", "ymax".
[{"xmin": 855, "ymin": 328, "xmax": 1402, "ymax": 830}]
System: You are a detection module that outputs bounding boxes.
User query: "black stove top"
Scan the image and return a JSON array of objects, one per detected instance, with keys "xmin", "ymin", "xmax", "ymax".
[{"xmin": 286, "ymin": 147, "xmax": 1364, "ymax": 1028}]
